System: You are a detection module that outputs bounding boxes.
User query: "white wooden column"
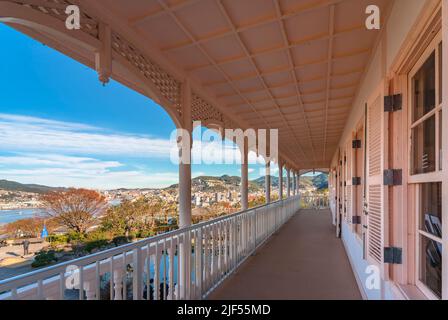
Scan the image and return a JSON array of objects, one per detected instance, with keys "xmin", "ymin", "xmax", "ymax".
[
  {"xmin": 442, "ymin": 0, "xmax": 448, "ymax": 300},
  {"xmin": 179, "ymin": 80, "xmax": 192, "ymax": 300},
  {"xmin": 241, "ymin": 139, "xmax": 249, "ymax": 211},
  {"xmin": 286, "ymin": 168, "xmax": 291, "ymax": 198},
  {"xmin": 278, "ymin": 162, "xmax": 284, "ymax": 200},
  {"xmin": 179, "ymin": 81, "xmax": 192, "ymax": 229},
  {"xmin": 265, "ymin": 161, "xmax": 271, "ymax": 203},
  {"xmin": 292, "ymin": 171, "xmax": 296, "ymax": 196}
]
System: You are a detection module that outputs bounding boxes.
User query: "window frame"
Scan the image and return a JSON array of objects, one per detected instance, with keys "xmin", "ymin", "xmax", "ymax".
[{"xmin": 408, "ymin": 31, "xmax": 443, "ymax": 300}]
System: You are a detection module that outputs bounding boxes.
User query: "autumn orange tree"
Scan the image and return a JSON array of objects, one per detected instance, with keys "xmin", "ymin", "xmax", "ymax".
[
  {"xmin": 41, "ymin": 189, "xmax": 107, "ymax": 235},
  {"xmin": 5, "ymin": 217, "xmax": 58, "ymax": 238}
]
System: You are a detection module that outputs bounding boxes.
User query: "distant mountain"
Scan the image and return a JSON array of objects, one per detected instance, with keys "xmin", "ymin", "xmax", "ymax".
[
  {"xmin": 1, "ymin": 172, "xmax": 328, "ymax": 195},
  {"xmin": 312, "ymin": 174, "xmax": 328, "ymax": 190},
  {"xmin": 252, "ymin": 174, "xmax": 328, "ymax": 190},
  {"xmin": 300, "ymin": 176, "xmax": 314, "ymax": 188},
  {"xmin": 250, "ymin": 175, "xmax": 279, "ymax": 188},
  {"xmin": 168, "ymin": 174, "xmax": 328, "ymax": 192},
  {"xmin": 0, "ymin": 180, "xmax": 63, "ymax": 194},
  {"xmin": 169, "ymin": 175, "xmax": 241, "ymax": 192},
  {"xmin": 169, "ymin": 175, "xmax": 280, "ymax": 193},
  {"xmin": 300, "ymin": 174, "xmax": 328, "ymax": 190}
]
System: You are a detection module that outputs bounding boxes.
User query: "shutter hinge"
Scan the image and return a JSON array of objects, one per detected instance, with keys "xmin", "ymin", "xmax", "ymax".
[
  {"xmin": 344, "ymin": 181, "xmax": 347, "ymax": 187},
  {"xmin": 352, "ymin": 139, "xmax": 362, "ymax": 149},
  {"xmin": 352, "ymin": 177, "xmax": 361, "ymax": 186},
  {"xmin": 384, "ymin": 94, "xmax": 402, "ymax": 112},
  {"xmin": 383, "ymin": 169, "xmax": 402, "ymax": 186},
  {"xmin": 352, "ymin": 216, "xmax": 361, "ymax": 225},
  {"xmin": 384, "ymin": 247, "xmax": 402, "ymax": 264}
]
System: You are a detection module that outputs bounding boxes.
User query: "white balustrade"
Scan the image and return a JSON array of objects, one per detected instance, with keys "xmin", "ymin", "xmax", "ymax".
[
  {"xmin": 300, "ymin": 195, "xmax": 330, "ymax": 209},
  {"xmin": 0, "ymin": 196, "xmax": 300, "ymax": 300}
]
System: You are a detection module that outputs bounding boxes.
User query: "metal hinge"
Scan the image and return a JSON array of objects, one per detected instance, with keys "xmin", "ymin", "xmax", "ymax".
[
  {"xmin": 344, "ymin": 181, "xmax": 347, "ymax": 187},
  {"xmin": 352, "ymin": 139, "xmax": 362, "ymax": 149},
  {"xmin": 383, "ymin": 169, "xmax": 402, "ymax": 186},
  {"xmin": 352, "ymin": 216, "xmax": 362, "ymax": 225},
  {"xmin": 352, "ymin": 177, "xmax": 361, "ymax": 186},
  {"xmin": 384, "ymin": 94, "xmax": 402, "ymax": 112},
  {"xmin": 384, "ymin": 247, "xmax": 402, "ymax": 264}
]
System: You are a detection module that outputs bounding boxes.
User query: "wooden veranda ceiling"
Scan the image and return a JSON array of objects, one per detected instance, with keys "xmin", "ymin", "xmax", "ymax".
[
  {"xmin": 4, "ymin": 0, "xmax": 391, "ymax": 169},
  {"xmin": 103, "ymin": 0, "xmax": 390, "ymax": 169}
]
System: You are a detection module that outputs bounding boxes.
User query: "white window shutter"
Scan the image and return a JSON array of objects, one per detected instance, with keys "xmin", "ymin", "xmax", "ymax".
[
  {"xmin": 346, "ymin": 140, "xmax": 353, "ymax": 224},
  {"xmin": 366, "ymin": 82, "xmax": 389, "ymax": 273}
]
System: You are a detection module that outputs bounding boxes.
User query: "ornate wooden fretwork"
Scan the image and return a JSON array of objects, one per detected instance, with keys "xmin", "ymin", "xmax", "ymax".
[
  {"xmin": 11, "ymin": 0, "xmax": 99, "ymax": 38},
  {"xmin": 7, "ymin": 0, "xmax": 240, "ymax": 129},
  {"xmin": 192, "ymin": 93, "xmax": 222, "ymax": 123},
  {"xmin": 111, "ymin": 32, "xmax": 182, "ymax": 116}
]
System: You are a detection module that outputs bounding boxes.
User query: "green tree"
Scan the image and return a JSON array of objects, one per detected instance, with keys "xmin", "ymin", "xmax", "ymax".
[{"xmin": 101, "ymin": 198, "xmax": 159, "ymax": 237}]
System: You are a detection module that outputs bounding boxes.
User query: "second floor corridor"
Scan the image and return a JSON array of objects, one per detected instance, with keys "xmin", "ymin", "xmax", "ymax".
[{"xmin": 209, "ymin": 210, "xmax": 362, "ymax": 300}]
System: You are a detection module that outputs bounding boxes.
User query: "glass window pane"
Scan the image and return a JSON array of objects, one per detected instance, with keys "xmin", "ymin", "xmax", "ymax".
[
  {"xmin": 413, "ymin": 51, "xmax": 436, "ymax": 122},
  {"xmin": 420, "ymin": 236, "xmax": 442, "ymax": 298},
  {"xmin": 419, "ymin": 183, "xmax": 442, "ymax": 238},
  {"xmin": 411, "ymin": 116, "xmax": 436, "ymax": 174}
]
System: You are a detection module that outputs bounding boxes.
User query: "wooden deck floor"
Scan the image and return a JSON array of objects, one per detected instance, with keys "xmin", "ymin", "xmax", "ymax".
[{"xmin": 208, "ymin": 209, "xmax": 362, "ymax": 300}]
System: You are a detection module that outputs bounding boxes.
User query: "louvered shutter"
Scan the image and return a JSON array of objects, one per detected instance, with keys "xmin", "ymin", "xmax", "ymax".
[
  {"xmin": 346, "ymin": 140, "xmax": 353, "ymax": 224},
  {"xmin": 366, "ymin": 82, "xmax": 388, "ymax": 269},
  {"xmin": 336, "ymin": 151, "xmax": 342, "ymax": 238}
]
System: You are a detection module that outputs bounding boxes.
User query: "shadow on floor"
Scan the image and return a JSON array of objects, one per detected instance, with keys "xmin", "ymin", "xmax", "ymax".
[{"xmin": 208, "ymin": 209, "xmax": 361, "ymax": 300}]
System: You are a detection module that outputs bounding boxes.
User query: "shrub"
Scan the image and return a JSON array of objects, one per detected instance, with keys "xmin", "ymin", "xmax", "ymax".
[
  {"xmin": 47, "ymin": 234, "xmax": 69, "ymax": 246},
  {"xmin": 32, "ymin": 250, "xmax": 58, "ymax": 268},
  {"xmin": 112, "ymin": 236, "xmax": 131, "ymax": 246},
  {"xmin": 135, "ymin": 230, "xmax": 155, "ymax": 239},
  {"xmin": 86, "ymin": 230, "xmax": 110, "ymax": 242},
  {"xmin": 84, "ymin": 239, "xmax": 109, "ymax": 253},
  {"xmin": 67, "ymin": 231, "xmax": 86, "ymax": 243},
  {"xmin": 153, "ymin": 225, "xmax": 177, "ymax": 234}
]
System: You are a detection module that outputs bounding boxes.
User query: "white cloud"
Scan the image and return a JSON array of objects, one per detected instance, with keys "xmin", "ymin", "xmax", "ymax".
[
  {"xmin": 239, "ymin": 168, "xmax": 256, "ymax": 174},
  {"xmin": 0, "ymin": 113, "xmax": 174, "ymax": 158},
  {"xmin": 0, "ymin": 169, "xmax": 179, "ymax": 190},
  {"xmin": 0, "ymin": 154, "xmax": 122, "ymax": 170},
  {"xmin": 0, "ymin": 114, "xmax": 279, "ymax": 189},
  {"xmin": 270, "ymin": 166, "xmax": 279, "ymax": 175},
  {"xmin": 0, "ymin": 114, "xmax": 97, "ymax": 131},
  {"xmin": 0, "ymin": 153, "xmax": 178, "ymax": 189},
  {"xmin": 192, "ymin": 171, "xmax": 206, "ymax": 177},
  {"xmin": 0, "ymin": 114, "xmax": 276, "ymax": 165}
]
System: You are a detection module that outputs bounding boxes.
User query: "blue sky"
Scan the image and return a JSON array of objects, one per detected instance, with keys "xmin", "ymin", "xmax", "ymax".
[{"xmin": 0, "ymin": 23, "xmax": 273, "ymax": 189}]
